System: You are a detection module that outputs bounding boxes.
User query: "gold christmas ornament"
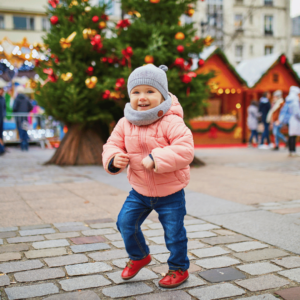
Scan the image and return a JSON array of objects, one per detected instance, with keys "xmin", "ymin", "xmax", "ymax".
[
  {"xmin": 84, "ymin": 6, "xmax": 91, "ymax": 12},
  {"xmin": 61, "ymin": 72, "xmax": 73, "ymax": 81},
  {"xmin": 178, "ymin": 20, "xmax": 182, "ymax": 26},
  {"xmin": 60, "ymin": 31, "xmax": 77, "ymax": 49},
  {"xmin": 85, "ymin": 76, "xmax": 98, "ymax": 88},
  {"xmin": 128, "ymin": 11, "xmax": 141, "ymax": 18},
  {"xmin": 150, "ymin": 0, "xmax": 160, "ymax": 3},
  {"xmin": 98, "ymin": 21, "xmax": 106, "ymax": 29},
  {"xmin": 204, "ymin": 35, "xmax": 213, "ymax": 46},
  {"xmin": 186, "ymin": 8, "xmax": 195, "ymax": 17},
  {"xmin": 82, "ymin": 28, "xmax": 97, "ymax": 39},
  {"xmin": 82, "ymin": 0, "xmax": 89, "ymax": 1},
  {"xmin": 69, "ymin": 0, "xmax": 78, "ymax": 7},
  {"xmin": 144, "ymin": 55, "xmax": 154, "ymax": 64},
  {"xmin": 175, "ymin": 32, "xmax": 185, "ymax": 40}
]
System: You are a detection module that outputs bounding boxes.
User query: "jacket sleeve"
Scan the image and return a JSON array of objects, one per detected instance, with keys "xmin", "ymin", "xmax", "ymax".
[
  {"xmin": 151, "ymin": 116, "xmax": 194, "ymax": 174},
  {"xmin": 27, "ymin": 100, "xmax": 33, "ymax": 112},
  {"xmin": 12, "ymin": 98, "xmax": 19, "ymax": 113},
  {"xmin": 102, "ymin": 118, "xmax": 127, "ymax": 175},
  {"xmin": 279, "ymin": 103, "xmax": 289, "ymax": 124}
]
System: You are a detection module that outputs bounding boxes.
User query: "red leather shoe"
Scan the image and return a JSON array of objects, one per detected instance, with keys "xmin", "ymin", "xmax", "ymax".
[
  {"xmin": 159, "ymin": 269, "xmax": 189, "ymax": 288},
  {"xmin": 121, "ymin": 254, "xmax": 152, "ymax": 280}
]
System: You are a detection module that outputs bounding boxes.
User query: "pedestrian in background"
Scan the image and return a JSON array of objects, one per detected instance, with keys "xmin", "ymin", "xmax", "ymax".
[
  {"xmin": 13, "ymin": 86, "xmax": 33, "ymax": 151},
  {"xmin": 267, "ymin": 90, "xmax": 287, "ymax": 151},
  {"xmin": 258, "ymin": 92, "xmax": 271, "ymax": 149},
  {"xmin": 0, "ymin": 88, "xmax": 6, "ymax": 142},
  {"xmin": 247, "ymin": 100, "xmax": 260, "ymax": 147},
  {"xmin": 279, "ymin": 86, "xmax": 300, "ymax": 157}
]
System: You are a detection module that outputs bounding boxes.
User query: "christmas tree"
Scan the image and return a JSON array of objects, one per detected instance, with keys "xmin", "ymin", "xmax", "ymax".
[{"xmin": 35, "ymin": 0, "xmax": 212, "ymax": 165}]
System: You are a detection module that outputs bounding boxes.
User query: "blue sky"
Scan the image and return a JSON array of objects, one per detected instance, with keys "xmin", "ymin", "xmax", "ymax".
[{"xmin": 291, "ymin": 0, "xmax": 300, "ymax": 18}]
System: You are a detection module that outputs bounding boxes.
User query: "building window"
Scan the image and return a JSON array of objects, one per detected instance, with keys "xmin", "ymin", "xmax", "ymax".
[
  {"xmin": 42, "ymin": 18, "xmax": 51, "ymax": 31},
  {"xmin": 13, "ymin": 16, "xmax": 35, "ymax": 30},
  {"xmin": 273, "ymin": 73, "xmax": 279, "ymax": 83},
  {"xmin": 265, "ymin": 45, "xmax": 273, "ymax": 55},
  {"xmin": 0, "ymin": 15, "xmax": 4, "ymax": 29},
  {"xmin": 234, "ymin": 14, "xmax": 243, "ymax": 29},
  {"xmin": 264, "ymin": 0, "xmax": 273, "ymax": 6},
  {"xmin": 264, "ymin": 15, "xmax": 273, "ymax": 35},
  {"xmin": 235, "ymin": 45, "xmax": 243, "ymax": 62}
]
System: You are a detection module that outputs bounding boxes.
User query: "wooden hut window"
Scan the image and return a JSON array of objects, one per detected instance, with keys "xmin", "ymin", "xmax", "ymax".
[{"xmin": 273, "ymin": 73, "xmax": 279, "ymax": 83}]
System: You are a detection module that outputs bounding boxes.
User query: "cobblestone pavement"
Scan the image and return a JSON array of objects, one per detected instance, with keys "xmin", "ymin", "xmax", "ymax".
[{"xmin": 1, "ymin": 216, "xmax": 300, "ymax": 300}]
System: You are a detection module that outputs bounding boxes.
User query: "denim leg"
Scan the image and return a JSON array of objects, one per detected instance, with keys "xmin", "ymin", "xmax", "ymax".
[
  {"xmin": 117, "ymin": 190, "xmax": 151, "ymax": 260},
  {"xmin": 273, "ymin": 125, "xmax": 279, "ymax": 146},
  {"xmin": 254, "ymin": 130, "xmax": 259, "ymax": 143},
  {"xmin": 261, "ymin": 122, "xmax": 270, "ymax": 144},
  {"xmin": 249, "ymin": 130, "xmax": 254, "ymax": 143},
  {"xmin": 154, "ymin": 190, "xmax": 189, "ymax": 271},
  {"xmin": 277, "ymin": 125, "xmax": 287, "ymax": 143}
]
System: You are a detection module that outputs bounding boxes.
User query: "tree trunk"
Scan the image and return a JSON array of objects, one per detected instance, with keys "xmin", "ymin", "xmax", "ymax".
[{"xmin": 46, "ymin": 124, "xmax": 105, "ymax": 165}]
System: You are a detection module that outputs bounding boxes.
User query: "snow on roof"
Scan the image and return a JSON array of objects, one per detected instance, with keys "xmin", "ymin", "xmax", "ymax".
[
  {"xmin": 191, "ymin": 45, "xmax": 217, "ymax": 71},
  {"xmin": 236, "ymin": 53, "xmax": 281, "ymax": 88},
  {"xmin": 293, "ymin": 63, "xmax": 300, "ymax": 78}
]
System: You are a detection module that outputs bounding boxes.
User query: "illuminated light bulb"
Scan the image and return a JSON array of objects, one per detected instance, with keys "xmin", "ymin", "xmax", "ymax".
[
  {"xmin": 225, "ymin": 88, "xmax": 230, "ymax": 94},
  {"xmin": 236, "ymin": 103, "xmax": 241, "ymax": 109},
  {"xmin": 231, "ymin": 89, "xmax": 236, "ymax": 94},
  {"xmin": 237, "ymin": 89, "xmax": 241, "ymax": 94},
  {"xmin": 218, "ymin": 88, "xmax": 224, "ymax": 94}
]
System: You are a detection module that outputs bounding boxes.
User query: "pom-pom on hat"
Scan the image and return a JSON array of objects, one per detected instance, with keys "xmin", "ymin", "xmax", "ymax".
[{"xmin": 127, "ymin": 64, "xmax": 169, "ymax": 100}]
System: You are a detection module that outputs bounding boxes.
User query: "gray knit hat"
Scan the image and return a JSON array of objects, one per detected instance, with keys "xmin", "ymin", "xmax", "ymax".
[{"xmin": 127, "ymin": 64, "xmax": 169, "ymax": 100}]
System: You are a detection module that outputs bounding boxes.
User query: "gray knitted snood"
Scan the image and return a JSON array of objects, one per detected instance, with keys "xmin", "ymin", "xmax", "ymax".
[{"xmin": 124, "ymin": 94, "xmax": 172, "ymax": 126}]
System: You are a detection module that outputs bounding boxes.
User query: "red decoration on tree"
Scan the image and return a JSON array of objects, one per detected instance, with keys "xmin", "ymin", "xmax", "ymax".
[
  {"xmin": 92, "ymin": 16, "xmax": 99, "ymax": 23},
  {"xmin": 35, "ymin": 59, "xmax": 40, "ymax": 67},
  {"xmin": 50, "ymin": 16, "xmax": 59, "ymax": 25},
  {"xmin": 174, "ymin": 58, "xmax": 185, "ymax": 68},
  {"xmin": 181, "ymin": 74, "xmax": 192, "ymax": 84},
  {"xmin": 102, "ymin": 57, "xmax": 108, "ymax": 63},
  {"xmin": 280, "ymin": 55, "xmax": 286, "ymax": 64},
  {"xmin": 177, "ymin": 45, "xmax": 184, "ymax": 53},
  {"xmin": 122, "ymin": 47, "xmax": 133, "ymax": 58},
  {"xmin": 115, "ymin": 78, "xmax": 125, "ymax": 90},
  {"xmin": 187, "ymin": 72, "xmax": 197, "ymax": 78},
  {"xmin": 86, "ymin": 66, "xmax": 94, "ymax": 76},
  {"xmin": 101, "ymin": 14, "xmax": 109, "ymax": 21},
  {"xmin": 69, "ymin": 15, "xmax": 74, "ymax": 22},
  {"xmin": 43, "ymin": 68, "xmax": 57, "ymax": 83},
  {"xmin": 48, "ymin": 0, "xmax": 59, "ymax": 8},
  {"xmin": 120, "ymin": 57, "xmax": 126, "ymax": 66},
  {"xmin": 107, "ymin": 58, "xmax": 113, "ymax": 64},
  {"xmin": 116, "ymin": 19, "xmax": 131, "ymax": 29},
  {"xmin": 198, "ymin": 59, "xmax": 205, "ymax": 67},
  {"xmin": 193, "ymin": 36, "xmax": 200, "ymax": 41},
  {"xmin": 90, "ymin": 35, "xmax": 103, "ymax": 52},
  {"xmin": 102, "ymin": 90, "xmax": 110, "ymax": 99}
]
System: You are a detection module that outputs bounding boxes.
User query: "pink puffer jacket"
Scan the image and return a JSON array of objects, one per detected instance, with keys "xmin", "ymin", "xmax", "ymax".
[{"xmin": 102, "ymin": 94, "xmax": 194, "ymax": 197}]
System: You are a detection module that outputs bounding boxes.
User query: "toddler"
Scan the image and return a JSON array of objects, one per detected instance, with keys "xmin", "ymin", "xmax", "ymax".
[{"xmin": 102, "ymin": 64, "xmax": 194, "ymax": 288}]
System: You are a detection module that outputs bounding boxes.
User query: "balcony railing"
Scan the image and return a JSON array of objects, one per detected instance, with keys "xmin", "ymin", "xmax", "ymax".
[
  {"xmin": 265, "ymin": 29, "xmax": 273, "ymax": 36},
  {"xmin": 264, "ymin": 0, "xmax": 273, "ymax": 6}
]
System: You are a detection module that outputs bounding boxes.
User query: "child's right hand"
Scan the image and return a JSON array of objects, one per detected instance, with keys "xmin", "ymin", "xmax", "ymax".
[{"xmin": 113, "ymin": 153, "xmax": 129, "ymax": 169}]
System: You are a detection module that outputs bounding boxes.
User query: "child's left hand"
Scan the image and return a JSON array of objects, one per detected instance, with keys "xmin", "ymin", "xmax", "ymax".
[{"xmin": 141, "ymin": 156, "xmax": 154, "ymax": 170}]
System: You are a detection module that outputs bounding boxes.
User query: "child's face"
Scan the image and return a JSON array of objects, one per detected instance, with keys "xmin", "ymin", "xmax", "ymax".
[{"xmin": 130, "ymin": 85, "xmax": 164, "ymax": 111}]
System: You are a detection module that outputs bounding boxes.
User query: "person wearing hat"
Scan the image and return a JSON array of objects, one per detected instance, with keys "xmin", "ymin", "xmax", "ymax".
[
  {"xmin": 102, "ymin": 64, "xmax": 194, "ymax": 288},
  {"xmin": 267, "ymin": 90, "xmax": 287, "ymax": 150}
]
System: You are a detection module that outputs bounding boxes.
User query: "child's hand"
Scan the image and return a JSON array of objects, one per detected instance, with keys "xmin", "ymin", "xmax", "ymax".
[
  {"xmin": 141, "ymin": 156, "xmax": 154, "ymax": 170},
  {"xmin": 113, "ymin": 153, "xmax": 129, "ymax": 168}
]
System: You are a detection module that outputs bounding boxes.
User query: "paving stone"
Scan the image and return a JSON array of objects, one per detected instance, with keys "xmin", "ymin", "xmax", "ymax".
[
  {"xmin": 272, "ymin": 256, "xmax": 300, "ymax": 268},
  {"xmin": 152, "ymin": 263, "xmax": 201, "ymax": 275},
  {"xmin": 0, "ymin": 232, "xmax": 17, "ymax": 239},
  {"xmin": 153, "ymin": 253, "xmax": 195, "ymax": 263},
  {"xmin": 154, "ymin": 274, "xmax": 206, "ymax": 290},
  {"xmin": 147, "ymin": 223, "xmax": 163, "ymax": 230},
  {"xmin": 188, "ymin": 241, "xmax": 206, "ymax": 250},
  {"xmin": 14, "ymin": 268, "xmax": 65, "ymax": 282},
  {"xmin": 233, "ymin": 249, "xmax": 289, "ymax": 262},
  {"xmin": 20, "ymin": 224, "xmax": 52, "ymax": 230},
  {"xmin": 191, "ymin": 246, "xmax": 229, "ymax": 258},
  {"xmin": 7, "ymin": 236, "xmax": 45, "ymax": 244},
  {"xmin": 236, "ymin": 295, "xmax": 279, "ymax": 300},
  {"xmin": 19, "ymin": 228, "xmax": 55, "ymax": 236},
  {"xmin": 136, "ymin": 290, "xmax": 191, "ymax": 300},
  {"xmin": 276, "ymin": 287, "xmax": 300, "ymax": 300},
  {"xmin": 236, "ymin": 274, "xmax": 290, "ymax": 291},
  {"xmin": 32, "ymin": 239, "xmax": 70, "ymax": 249},
  {"xmin": 70, "ymin": 235, "xmax": 106, "ymax": 245},
  {"xmin": 0, "ymin": 239, "xmax": 2, "ymax": 245},
  {"xmin": 0, "ymin": 244, "xmax": 29, "ymax": 253},
  {"xmin": 108, "ymin": 268, "xmax": 158, "ymax": 284},
  {"xmin": 237, "ymin": 262, "xmax": 282, "ymax": 275},
  {"xmin": 58, "ymin": 225, "xmax": 88, "ymax": 232},
  {"xmin": 199, "ymin": 267, "xmax": 246, "ymax": 283},
  {"xmin": 104, "ymin": 232, "xmax": 123, "ymax": 241},
  {"xmin": 5, "ymin": 283, "xmax": 59, "ymax": 299},
  {"xmin": 59, "ymin": 274, "xmax": 111, "ymax": 291},
  {"xmin": 201, "ymin": 234, "xmax": 252, "ymax": 245},
  {"xmin": 82, "ymin": 228, "xmax": 116, "ymax": 236},
  {"xmin": 147, "ymin": 236, "xmax": 165, "ymax": 244},
  {"xmin": 102, "ymin": 282, "xmax": 153, "ymax": 298},
  {"xmin": 25, "ymin": 248, "xmax": 67, "ymax": 259},
  {"xmin": 44, "ymin": 290, "xmax": 101, "ymax": 300},
  {"xmin": 226, "ymin": 241, "xmax": 269, "ymax": 252},
  {"xmin": 185, "ymin": 224, "xmax": 220, "ymax": 232},
  {"xmin": 90, "ymin": 222, "xmax": 117, "ymax": 229},
  {"xmin": 85, "ymin": 218, "xmax": 115, "ymax": 224},
  {"xmin": 149, "ymin": 245, "xmax": 169, "ymax": 254},
  {"xmin": 70, "ymin": 242, "xmax": 110, "ymax": 253},
  {"xmin": 112, "ymin": 258, "xmax": 155, "ymax": 269},
  {"xmin": 45, "ymin": 232, "xmax": 80, "ymax": 240},
  {"xmin": 279, "ymin": 268, "xmax": 300, "ymax": 282},
  {"xmin": 213, "ymin": 229, "xmax": 237, "ymax": 235},
  {"xmin": 184, "ymin": 219, "xmax": 206, "ymax": 226},
  {"xmin": 187, "ymin": 231, "xmax": 217, "ymax": 239},
  {"xmin": 54, "ymin": 222, "xmax": 85, "ymax": 227},
  {"xmin": 0, "ymin": 275, "xmax": 10, "ymax": 286},
  {"xmin": 0, "ymin": 253, "xmax": 21, "ymax": 262},
  {"xmin": 89, "ymin": 249, "xmax": 127, "ymax": 261},
  {"xmin": 111, "ymin": 240, "xmax": 125, "ymax": 248},
  {"xmin": 189, "ymin": 283, "xmax": 245, "ymax": 300},
  {"xmin": 143, "ymin": 229, "xmax": 164, "ymax": 237},
  {"xmin": 66, "ymin": 262, "xmax": 112, "ymax": 276},
  {"xmin": 0, "ymin": 227, "xmax": 18, "ymax": 232},
  {"xmin": 195, "ymin": 256, "xmax": 241, "ymax": 269},
  {"xmin": 0, "ymin": 259, "xmax": 44, "ymax": 273},
  {"xmin": 44, "ymin": 254, "xmax": 88, "ymax": 267}
]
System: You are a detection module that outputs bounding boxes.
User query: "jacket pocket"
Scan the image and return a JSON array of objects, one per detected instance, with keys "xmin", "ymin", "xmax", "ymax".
[{"xmin": 175, "ymin": 170, "xmax": 186, "ymax": 184}]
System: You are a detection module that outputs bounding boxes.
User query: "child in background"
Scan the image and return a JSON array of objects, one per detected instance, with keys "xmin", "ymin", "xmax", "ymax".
[{"xmin": 102, "ymin": 64, "xmax": 194, "ymax": 288}]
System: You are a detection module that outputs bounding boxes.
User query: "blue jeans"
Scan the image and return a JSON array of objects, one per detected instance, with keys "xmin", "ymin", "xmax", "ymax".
[
  {"xmin": 260, "ymin": 121, "xmax": 270, "ymax": 145},
  {"xmin": 249, "ymin": 130, "xmax": 258, "ymax": 144},
  {"xmin": 18, "ymin": 126, "xmax": 29, "ymax": 151},
  {"xmin": 117, "ymin": 189, "xmax": 189, "ymax": 271},
  {"xmin": 272, "ymin": 124, "xmax": 287, "ymax": 147}
]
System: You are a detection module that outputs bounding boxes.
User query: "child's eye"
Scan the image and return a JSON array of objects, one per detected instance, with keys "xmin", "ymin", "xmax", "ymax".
[
  {"xmin": 147, "ymin": 90, "xmax": 154, "ymax": 93},
  {"xmin": 133, "ymin": 91, "xmax": 139, "ymax": 94}
]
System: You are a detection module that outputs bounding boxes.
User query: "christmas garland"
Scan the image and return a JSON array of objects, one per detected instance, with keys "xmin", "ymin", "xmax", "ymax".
[{"xmin": 187, "ymin": 122, "xmax": 238, "ymax": 133}]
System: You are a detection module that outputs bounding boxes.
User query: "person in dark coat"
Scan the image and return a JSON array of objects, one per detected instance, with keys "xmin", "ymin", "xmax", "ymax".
[
  {"xmin": 258, "ymin": 91, "xmax": 271, "ymax": 149},
  {"xmin": 13, "ymin": 87, "xmax": 33, "ymax": 151},
  {"xmin": 0, "ymin": 88, "xmax": 6, "ymax": 141}
]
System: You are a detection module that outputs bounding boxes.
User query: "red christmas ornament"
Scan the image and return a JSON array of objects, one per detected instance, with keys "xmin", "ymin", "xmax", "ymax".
[
  {"xmin": 43, "ymin": 68, "xmax": 57, "ymax": 83},
  {"xmin": 174, "ymin": 58, "xmax": 185, "ymax": 68},
  {"xmin": 92, "ymin": 16, "xmax": 99, "ymax": 23},
  {"xmin": 280, "ymin": 55, "xmax": 286, "ymax": 64},
  {"xmin": 69, "ymin": 15, "xmax": 74, "ymax": 22},
  {"xmin": 48, "ymin": 0, "xmax": 59, "ymax": 8},
  {"xmin": 115, "ymin": 78, "xmax": 125, "ymax": 90},
  {"xmin": 101, "ymin": 14, "xmax": 109, "ymax": 21},
  {"xmin": 50, "ymin": 16, "xmax": 59, "ymax": 25},
  {"xmin": 120, "ymin": 57, "xmax": 126, "ymax": 66},
  {"xmin": 116, "ymin": 19, "xmax": 130, "ymax": 29},
  {"xmin": 90, "ymin": 35, "xmax": 103, "ymax": 52},
  {"xmin": 102, "ymin": 57, "xmax": 108, "ymax": 63},
  {"xmin": 198, "ymin": 59, "xmax": 205, "ymax": 67},
  {"xmin": 187, "ymin": 72, "xmax": 197, "ymax": 78},
  {"xmin": 122, "ymin": 46, "xmax": 133, "ymax": 58},
  {"xmin": 102, "ymin": 90, "xmax": 110, "ymax": 99},
  {"xmin": 193, "ymin": 36, "xmax": 200, "ymax": 41},
  {"xmin": 86, "ymin": 66, "xmax": 94, "ymax": 76},
  {"xmin": 107, "ymin": 58, "xmax": 113, "ymax": 64},
  {"xmin": 35, "ymin": 59, "xmax": 40, "ymax": 67},
  {"xmin": 181, "ymin": 74, "xmax": 192, "ymax": 84},
  {"xmin": 54, "ymin": 57, "xmax": 59, "ymax": 64},
  {"xmin": 177, "ymin": 45, "xmax": 184, "ymax": 53}
]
